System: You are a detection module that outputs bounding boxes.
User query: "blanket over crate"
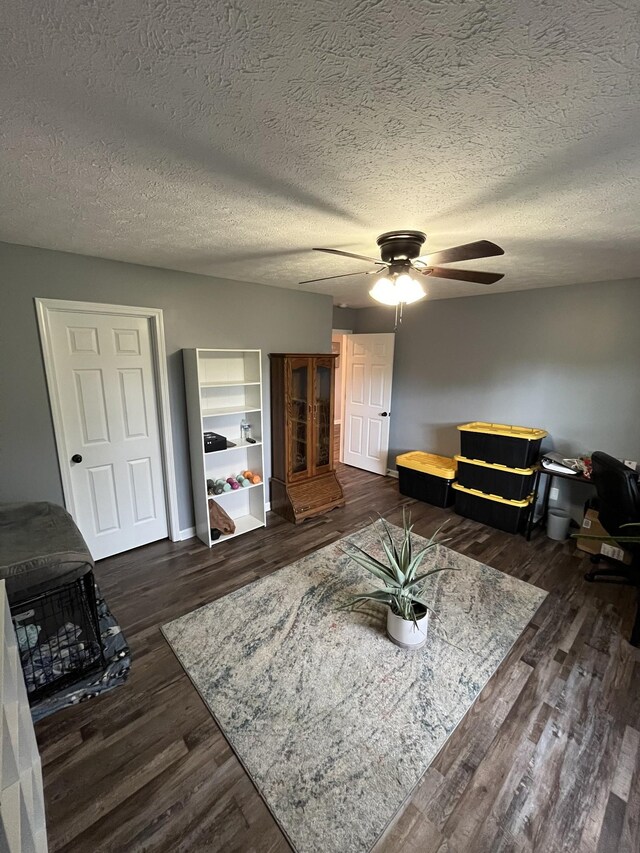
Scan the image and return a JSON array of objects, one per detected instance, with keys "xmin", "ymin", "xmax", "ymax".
[{"xmin": 0, "ymin": 501, "xmax": 94, "ymax": 600}]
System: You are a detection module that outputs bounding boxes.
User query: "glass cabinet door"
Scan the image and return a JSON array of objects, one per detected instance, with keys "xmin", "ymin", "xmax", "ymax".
[
  {"xmin": 288, "ymin": 358, "xmax": 311, "ymax": 479},
  {"xmin": 313, "ymin": 358, "xmax": 333, "ymax": 473}
]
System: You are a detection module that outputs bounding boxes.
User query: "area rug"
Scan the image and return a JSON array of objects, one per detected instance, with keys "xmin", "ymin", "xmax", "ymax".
[{"xmin": 162, "ymin": 522, "xmax": 546, "ymax": 853}]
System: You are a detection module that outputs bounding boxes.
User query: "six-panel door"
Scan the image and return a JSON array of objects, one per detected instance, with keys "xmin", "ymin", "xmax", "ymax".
[{"xmin": 46, "ymin": 310, "xmax": 168, "ymax": 559}]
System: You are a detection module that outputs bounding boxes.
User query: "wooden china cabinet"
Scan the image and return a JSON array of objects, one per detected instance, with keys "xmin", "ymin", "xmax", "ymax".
[{"xmin": 269, "ymin": 353, "xmax": 345, "ymax": 523}]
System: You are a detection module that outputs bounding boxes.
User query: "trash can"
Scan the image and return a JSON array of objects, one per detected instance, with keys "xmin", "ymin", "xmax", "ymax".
[{"xmin": 547, "ymin": 508, "xmax": 571, "ymax": 541}]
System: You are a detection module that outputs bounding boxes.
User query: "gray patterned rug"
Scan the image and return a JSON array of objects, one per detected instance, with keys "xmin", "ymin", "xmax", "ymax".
[{"xmin": 162, "ymin": 522, "xmax": 546, "ymax": 853}]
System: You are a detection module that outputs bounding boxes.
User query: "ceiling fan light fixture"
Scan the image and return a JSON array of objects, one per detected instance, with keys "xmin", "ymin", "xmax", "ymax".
[
  {"xmin": 368, "ymin": 276, "xmax": 398, "ymax": 306},
  {"xmin": 395, "ymin": 273, "xmax": 426, "ymax": 304},
  {"xmin": 369, "ymin": 273, "xmax": 426, "ymax": 306}
]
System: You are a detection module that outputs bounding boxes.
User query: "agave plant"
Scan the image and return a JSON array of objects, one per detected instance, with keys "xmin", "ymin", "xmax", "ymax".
[
  {"xmin": 572, "ymin": 521, "xmax": 640, "ymax": 544},
  {"xmin": 341, "ymin": 510, "xmax": 455, "ymax": 623}
]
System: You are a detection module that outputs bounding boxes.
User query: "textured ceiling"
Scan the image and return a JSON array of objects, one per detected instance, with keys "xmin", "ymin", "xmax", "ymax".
[{"xmin": 1, "ymin": 0, "xmax": 639, "ymax": 306}]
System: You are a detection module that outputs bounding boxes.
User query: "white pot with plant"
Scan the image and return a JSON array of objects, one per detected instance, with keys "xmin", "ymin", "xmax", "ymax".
[{"xmin": 341, "ymin": 512, "xmax": 455, "ymax": 650}]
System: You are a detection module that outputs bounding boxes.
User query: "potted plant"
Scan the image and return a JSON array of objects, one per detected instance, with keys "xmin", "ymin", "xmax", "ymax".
[{"xmin": 341, "ymin": 511, "xmax": 456, "ymax": 650}]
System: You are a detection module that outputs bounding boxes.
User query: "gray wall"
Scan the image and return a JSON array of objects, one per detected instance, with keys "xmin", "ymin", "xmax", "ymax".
[
  {"xmin": 0, "ymin": 241, "xmax": 332, "ymax": 531},
  {"xmin": 352, "ymin": 279, "xmax": 640, "ymax": 515},
  {"xmin": 332, "ymin": 306, "xmax": 357, "ymax": 331}
]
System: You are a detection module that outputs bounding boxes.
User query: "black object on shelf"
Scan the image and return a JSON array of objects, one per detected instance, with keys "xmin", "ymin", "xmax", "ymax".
[{"xmin": 204, "ymin": 432, "xmax": 228, "ymax": 452}]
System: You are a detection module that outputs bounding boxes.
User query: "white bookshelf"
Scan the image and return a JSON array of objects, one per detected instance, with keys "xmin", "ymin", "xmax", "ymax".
[
  {"xmin": 183, "ymin": 349, "xmax": 267, "ymax": 547},
  {"xmin": 0, "ymin": 581, "xmax": 48, "ymax": 853}
]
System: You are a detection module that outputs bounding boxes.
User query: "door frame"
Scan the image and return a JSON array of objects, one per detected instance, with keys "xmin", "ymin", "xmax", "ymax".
[
  {"xmin": 332, "ymin": 329, "xmax": 352, "ymax": 464},
  {"xmin": 342, "ymin": 332, "xmax": 395, "ymax": 475},
  {"xmin": 35, "ymin": 298, "xmax": 181, "ymax": 544}
]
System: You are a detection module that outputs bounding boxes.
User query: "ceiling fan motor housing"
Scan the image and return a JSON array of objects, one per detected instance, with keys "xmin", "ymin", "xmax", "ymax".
[{"xmin": 376, "ymin": 230, "xmax": 426, "ymax": 263}]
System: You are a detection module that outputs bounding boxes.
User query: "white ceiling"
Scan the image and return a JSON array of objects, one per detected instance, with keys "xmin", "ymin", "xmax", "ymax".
[{"xmin": 1, "ymin": 1, "xmax": 639, "ymax": 306}]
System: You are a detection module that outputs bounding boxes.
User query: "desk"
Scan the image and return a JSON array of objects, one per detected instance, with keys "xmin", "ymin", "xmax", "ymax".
[{"xmin": 525, "ymin": 465, "xmax": 594, "ymax": 540}]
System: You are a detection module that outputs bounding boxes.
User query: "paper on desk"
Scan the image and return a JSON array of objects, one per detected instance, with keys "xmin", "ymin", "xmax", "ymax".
[
  {"xmin": 541, "ymin": 452, "xmax": 580, "ymax": 474},
  {"xmin": 541, "ymin": 460, "xmax": 578, "ymax": 474}
]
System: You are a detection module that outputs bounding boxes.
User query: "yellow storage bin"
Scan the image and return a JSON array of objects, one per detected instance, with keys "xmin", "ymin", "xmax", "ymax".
[
  {"xmin": 457, "ymin": 421, "xmax": 547, "ymax": 468},
  {"xmin": 396, "ymin": 452, "xmax": 457, "ymax": 507},
  {"xmin": 452, "ymin": 482, "xmax": 533, "ymax": 534},
  {"xmin": 454, "ymin": 454, "xmax": 535, "ymax": 501},
  {"xmin": 395, "ymin": 452, "xmax": 457, "ymax": 479}
]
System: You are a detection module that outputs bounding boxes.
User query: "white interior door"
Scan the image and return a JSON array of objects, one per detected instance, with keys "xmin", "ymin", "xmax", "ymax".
[
  {"xmin": 343, "ymin": 333, "xmax": 395, "ymax": 475},
  {"xmin": 43, "ymin": 310, "xmax": 168, "ymax": 559}
]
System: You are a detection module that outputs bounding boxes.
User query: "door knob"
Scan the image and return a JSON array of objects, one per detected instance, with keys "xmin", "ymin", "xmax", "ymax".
[
  {"xmin": 379, "ymin": 412, "xmax": 389, "ymax": 417},
  {"xmin": 71, "ymin": 454, "xmax": 83, "ymax": 463}
]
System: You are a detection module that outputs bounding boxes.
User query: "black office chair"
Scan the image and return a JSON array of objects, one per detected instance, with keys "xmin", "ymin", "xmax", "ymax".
[{"xmin": 584, "ymin": 451, "xmax": 640, "ymax": 646}]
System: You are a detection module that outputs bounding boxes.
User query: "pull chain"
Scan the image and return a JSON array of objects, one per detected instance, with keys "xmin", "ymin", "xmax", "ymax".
[{"xmin": 394, "ymin": 302, "xmax": 404, "ymax": 330}]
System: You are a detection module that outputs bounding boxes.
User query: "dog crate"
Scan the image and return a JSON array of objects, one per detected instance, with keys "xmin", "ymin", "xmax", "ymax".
[
  {"xmin": 11, "ymin": 572, "xmax": 105, "ymax": 701},
  {"xmin": 396, "ymin": 452, "xmax": 457, "ymax": 508},
  {"xmin": 457, "ymin": 422, "xmax": 547, "ymax": 468},
  {"xmin": 452, "ymin": 483, "xmax": 533, "ymax": 534},
  {"xmin": 454, "ymin": 455, "xmax": 536, "ymax": 501}
]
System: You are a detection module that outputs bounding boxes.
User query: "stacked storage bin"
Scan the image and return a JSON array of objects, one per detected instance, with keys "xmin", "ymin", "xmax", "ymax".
[
  {"xmin": 452, "ymin": 422, "xmax": 547, "ymax": 533},
  {"xmin": 396, "ymin": 452, "xmax": 457, "ymax": 508}
]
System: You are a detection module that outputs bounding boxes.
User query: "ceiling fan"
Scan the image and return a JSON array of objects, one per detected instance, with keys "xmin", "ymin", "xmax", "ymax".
[{"xmin": 301, "ymin": 230, "xmax": 505, "ymax": 324}]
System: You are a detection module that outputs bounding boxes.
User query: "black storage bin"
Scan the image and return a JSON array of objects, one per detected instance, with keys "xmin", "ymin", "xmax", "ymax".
[
  {"xmin": 457, "ymin": 422, "xmax": 546, "ymax": 468},
  {"xmin": 452, "ymin": 483, "xmax": 532, "ymax": 534},
  {"xmin": 455, "ymin": 455, "xmax": 535, "ymax": 501},
  {"xmin": 396, "ymin": 452, "xmax": 456, "ymax": 508}
]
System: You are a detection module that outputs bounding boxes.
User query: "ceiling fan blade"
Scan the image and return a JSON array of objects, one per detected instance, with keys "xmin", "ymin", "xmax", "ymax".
[
  {"xmin": 416, "ymin": 240, "xmax": 504, "ymax": 267},
  {"xmin": 421, "ymin": 266, "xmax": 504, "ymax": 285},
  {"xmin": 313, "ymin": 247, "xmax": 385, "ymax": 265},
  {"xmin": 299, "ymin": 268, "xmax": 384, "ymax": 284}
]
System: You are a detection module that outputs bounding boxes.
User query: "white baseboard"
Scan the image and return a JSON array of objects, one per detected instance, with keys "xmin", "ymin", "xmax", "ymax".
[
  {"xmin": 265, "ymin": 501, "xmax": 271, "ymax": 511},
  {"xmin": 386, "ymin": 469, "xmax": 399, "ymax": 478}
]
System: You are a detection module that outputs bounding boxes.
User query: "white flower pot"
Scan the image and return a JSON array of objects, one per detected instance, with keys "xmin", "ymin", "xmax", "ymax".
[{"xmin": 386, "ymin": 608, "xmax": 429, "ymax": 650}]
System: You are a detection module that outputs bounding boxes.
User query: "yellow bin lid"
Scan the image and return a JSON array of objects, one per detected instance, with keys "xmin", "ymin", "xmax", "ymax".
[
  {"xmin": 396, "ymin": 451, "xmax": 457, "ymax": 480},
  {"xmin": 457, "ymin": 421, "xmax": 547, "ymax": 440},
  {"xmin": 452, "ymin": 482, "xmax": 533, "ymax": 507},
  {"xmin": 454, "ymin": 454, "xmax": 535, "ymax": 476}
]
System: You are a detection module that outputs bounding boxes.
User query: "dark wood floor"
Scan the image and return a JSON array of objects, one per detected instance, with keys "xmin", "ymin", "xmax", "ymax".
[{"xmin": 36, "ymin": 466, "xmax": 640, "ymax": 852}]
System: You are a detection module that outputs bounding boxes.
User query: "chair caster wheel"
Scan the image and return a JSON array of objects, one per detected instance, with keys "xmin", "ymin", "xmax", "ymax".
[{"xmin": 584, "ymin": 572, "xmax": 597, "ymax": 582}]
